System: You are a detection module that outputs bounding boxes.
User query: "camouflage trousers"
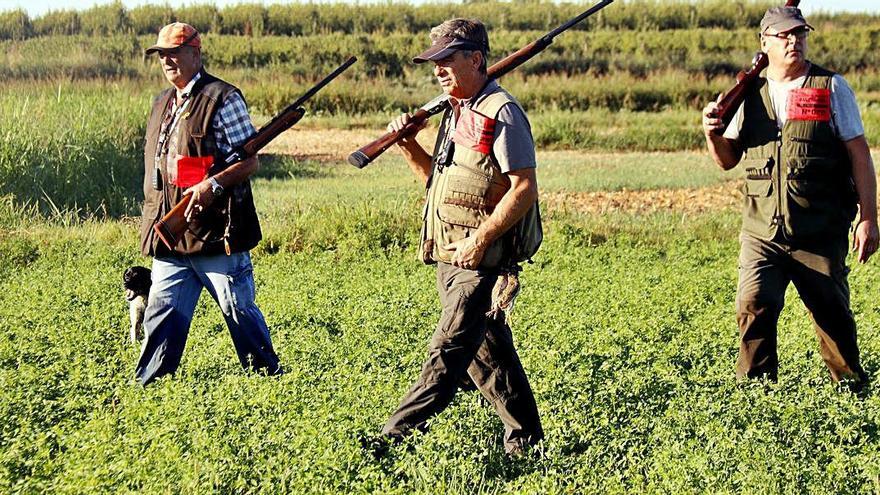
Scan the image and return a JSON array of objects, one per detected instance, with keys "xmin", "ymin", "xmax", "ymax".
[
  {"xmin": 382, "ymin": 262, "xmax": 544, "ymax": 452},
  {"xmin": 736, "ymin": 233, "xmax": 866, "ymax": 385}
]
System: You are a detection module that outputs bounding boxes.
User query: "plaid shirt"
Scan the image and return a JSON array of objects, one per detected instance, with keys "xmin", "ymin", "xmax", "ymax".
[
  {"xmin": 173, "ymin": 72, "xmax": 257, "ymax": 155},
  {"xmin": 212, "ymin": 91, "xmax": 257, "ymax": 154}
]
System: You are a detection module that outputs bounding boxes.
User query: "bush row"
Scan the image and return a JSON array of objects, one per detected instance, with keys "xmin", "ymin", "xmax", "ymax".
[
  {"xmin": 2, "ymin": 0, "xmax": 879, "ymax": 40},
  {"xmin": 4, "ymin": 26, "xmax": 880, "ymax": 82}
]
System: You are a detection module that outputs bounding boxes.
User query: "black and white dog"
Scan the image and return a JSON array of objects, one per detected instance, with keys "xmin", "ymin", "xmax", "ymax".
[{"xmin": 123, "ymin": 266, "xmax": 152, "ymax": 343}]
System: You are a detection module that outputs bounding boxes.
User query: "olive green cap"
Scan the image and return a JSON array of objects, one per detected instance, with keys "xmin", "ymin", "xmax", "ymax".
[{"xmin": 760, "ymin": 6, "xmax": 814, "ymax": 34}]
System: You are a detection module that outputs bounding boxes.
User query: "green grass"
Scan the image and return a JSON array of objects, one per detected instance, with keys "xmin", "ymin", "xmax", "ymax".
[{"xmin": 4, "ymin": 151, "xmax": 880, "ymax": 492}]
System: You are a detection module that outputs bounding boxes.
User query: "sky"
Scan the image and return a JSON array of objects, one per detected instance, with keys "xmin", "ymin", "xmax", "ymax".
[{"xmin": 2, "ymin": 0, "xmax": 877, "ymax": 18}]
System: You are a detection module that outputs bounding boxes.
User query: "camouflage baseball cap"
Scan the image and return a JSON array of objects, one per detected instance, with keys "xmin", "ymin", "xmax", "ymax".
[
  {"xmin": 145, "ymin": 22, "xmax": 201, "ymax": 55},
  {"xmin": 760, "ymin": 6, "xmax": 814, "ymax": 34}
]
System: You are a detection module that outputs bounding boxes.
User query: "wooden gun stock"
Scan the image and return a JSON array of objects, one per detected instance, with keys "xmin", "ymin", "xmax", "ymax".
[
  {"xmin": 153, "ymin": 56, "xmax": 356, "ymax": 252},
  {"xmin": 154, "ymin": 191, "xmax": 194, "ymax": 251},
  {"xmin": 712, "ymin": 0, "xmax": 801, "ymax": 132},
  {"xmin": 348, "ymin": 106, "xmax": 439, "ymax": 169},
  {"xmin": 348, "ymin": 0, "xmax": 614, "ymax": 168}
]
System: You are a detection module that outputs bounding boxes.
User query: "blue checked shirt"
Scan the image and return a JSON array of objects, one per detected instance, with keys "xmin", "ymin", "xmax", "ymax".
[
  {"xmin": 212, "ymin": 91, "xmax": 257, "ymax": 154},
  {"xmin": 174, "ymin": 72, "xmax": 257, "ymax": 155}
]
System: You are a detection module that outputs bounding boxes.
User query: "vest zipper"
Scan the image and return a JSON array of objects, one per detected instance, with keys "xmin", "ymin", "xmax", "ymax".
[{"xmin": 775, "ymin": 135, "xmax": 786, "ymax": 237}]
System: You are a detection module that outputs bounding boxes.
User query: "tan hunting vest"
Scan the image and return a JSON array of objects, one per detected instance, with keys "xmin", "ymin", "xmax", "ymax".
[
  {"xmin": 739, "ymin": 64, "xmax": 857, "ymax": 242},
  {"xmin": 140, "ymin": 71, "xmax": 262, "ymax": 257},
  {"xmin": 420, "ymin": 84, "xmax": 542, "ymax": 269}
]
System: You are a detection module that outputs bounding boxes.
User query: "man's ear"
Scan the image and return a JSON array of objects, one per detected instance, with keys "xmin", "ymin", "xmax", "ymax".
[{"xmin": 472, "ymin": 50, "xmax": 483, "ymax": 70}]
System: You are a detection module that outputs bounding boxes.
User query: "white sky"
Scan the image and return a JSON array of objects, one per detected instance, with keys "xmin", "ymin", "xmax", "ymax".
[{"xmin": 2, "ymin": 0, "xmax": 877, "ymax": 18}]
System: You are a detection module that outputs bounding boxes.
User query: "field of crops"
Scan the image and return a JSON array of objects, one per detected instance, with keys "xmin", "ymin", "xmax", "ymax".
[
  {"xmin": 5, "ymin": 147, "xmax": 880, "ymax": 493},
  {"xmin": 3, "ymin": 0, "xmax": 880, "ymax": 493}
]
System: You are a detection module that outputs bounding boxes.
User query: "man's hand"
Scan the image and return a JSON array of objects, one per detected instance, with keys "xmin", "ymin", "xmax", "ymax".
[
  {"xmin": 387, "ymin": 113, "xmax": 427, "ymax": 145},
  {"xmin": 444, "ymin": 237, "xmax": 487, "ymax": 270},
  {"xmin": 702, "ymin": 93, "xmax": 725, "ymax": 137},
  {"xmin": 853, "ymin": 219, "xmax": 879, "ymax": 263},
  {"xmin": 183, "ymin": 180, "xmax": 215, "ymax": 222}
]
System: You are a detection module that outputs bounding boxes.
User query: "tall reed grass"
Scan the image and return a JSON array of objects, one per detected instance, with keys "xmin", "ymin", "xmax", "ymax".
[{"xmin": 0, "ymin": 84, "xmax": 149, "ymax": 218}]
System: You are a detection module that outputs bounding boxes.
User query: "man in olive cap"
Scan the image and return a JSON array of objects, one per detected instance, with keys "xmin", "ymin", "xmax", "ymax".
[
  {"xmin": 135, "ymin": 22, "xmax": 282, "ymax": 385},
  {"xmin": 366, "ymin": 18, "xmax": 544, "ymax": 457},
  {"xmin": 702, "ymin": 7, "xmax": 877, "ymax": 388}
]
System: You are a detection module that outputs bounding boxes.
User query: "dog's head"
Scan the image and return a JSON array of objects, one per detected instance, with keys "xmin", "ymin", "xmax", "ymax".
[{"xmin": 123, "ymin": 266, "xmax": 152, "ymax": 298}]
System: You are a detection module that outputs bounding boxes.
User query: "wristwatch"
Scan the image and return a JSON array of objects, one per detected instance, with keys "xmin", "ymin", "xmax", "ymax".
[{"xmin": 208, "ymin": 176, "xmax": 224, "ymax": 196}]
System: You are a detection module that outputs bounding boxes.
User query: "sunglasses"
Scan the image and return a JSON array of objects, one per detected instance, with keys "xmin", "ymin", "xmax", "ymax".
[{"xmin": 763, "ymin": 27, "xmax": 810, "ymax": 41}]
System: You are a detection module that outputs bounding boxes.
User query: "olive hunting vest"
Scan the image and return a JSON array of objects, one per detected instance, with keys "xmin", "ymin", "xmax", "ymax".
[
  {"xmin": 140, "ymin": 71, "xmax": 261, "ymax": 257},
  {"xmin": 739, "ymin": 63, "xmax": 857, "ymax": 242},
  {"xmin": 420, "ymin": 84, "xmax": 542, "ymax": 269}
]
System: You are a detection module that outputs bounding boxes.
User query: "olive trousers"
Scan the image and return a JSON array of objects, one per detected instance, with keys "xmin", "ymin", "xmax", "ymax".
[
  {"xmin": 736, "ymin": 233, "xmax": 866, "ymax": 385},
  {"xmin": 382, "ymin": 262, "xmax": 544, "ymax": 452}
]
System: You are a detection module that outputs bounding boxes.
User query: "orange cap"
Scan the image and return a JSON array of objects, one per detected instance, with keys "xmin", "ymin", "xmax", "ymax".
[{"xmin": 145, "ymin": 22, "xmax": 201, "ymax": 55}]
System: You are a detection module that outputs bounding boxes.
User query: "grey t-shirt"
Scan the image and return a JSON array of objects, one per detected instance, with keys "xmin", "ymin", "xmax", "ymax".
[
  {"xmin": 451, "ymin": 81, "xmax": 537, "ymax": 173},
  {"xmin": 724, "ymin": 72, "xmax": 864, "ymax": 142}
]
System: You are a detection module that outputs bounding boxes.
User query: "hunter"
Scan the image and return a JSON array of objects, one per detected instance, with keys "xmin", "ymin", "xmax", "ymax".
[
  {"xmin": 135, "ymin": 22, "xmax": 281, "ymax": 385},
  {"xmin": 702, "ymin": 7, "xmax": 877, "ymax": 389},
  {"xmin": 368, "ymin": 18, "xmax": 545, "ymax": 456}
]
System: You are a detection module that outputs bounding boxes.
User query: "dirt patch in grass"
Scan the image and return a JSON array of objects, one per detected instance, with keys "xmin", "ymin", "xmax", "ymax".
[{"xmin": 544, "ymin": 180, "xmax": 742, "ymax": 215}]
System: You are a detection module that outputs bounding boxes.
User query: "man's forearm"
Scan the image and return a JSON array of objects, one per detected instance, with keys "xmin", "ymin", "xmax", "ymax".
[
  {"xmin": 398, "ymin": 140, "xmax": 433, "ymax": 185},
  {"xmin": 212, "ymin": 155, "xmax": 259, "ymax": 189},
  {"xmin": 848, "ymin": 137, "xmax": 877, "ymax": 222},
  {"xmin": 473, "ymin": 179, "xmax": 538, "ymax": 250},
  {"xmin": 705, "ymin": 134, "xmax": 743, "ymax": 170}
]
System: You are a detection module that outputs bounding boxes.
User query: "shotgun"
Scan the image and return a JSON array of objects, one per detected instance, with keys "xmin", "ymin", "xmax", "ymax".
[
  {"xmin": 710, "ymin": 0, "xmax": 801, "ymax": 132},
  {"xmin": 347, "ymin": 0, "xmax": 615, "ymax": 169},
  {"xmin": 154, "ymin": 56, "xmax": 357, "ymax": 252}
]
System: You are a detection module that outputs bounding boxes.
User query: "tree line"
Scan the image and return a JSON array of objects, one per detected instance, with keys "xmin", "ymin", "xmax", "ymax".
[{"xmin": 2, "ymin": 0, "xmax": 877, "ymax": 40}]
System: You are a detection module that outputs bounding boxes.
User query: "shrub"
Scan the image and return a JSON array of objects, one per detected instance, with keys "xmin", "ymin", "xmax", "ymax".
[
  {"xmin": 31, "ymin": 10, "xmax": 80, "ymax": 36},
  {"xmin": 174, "ymin": 4, "xmax": 221, "ymax": 34},
  {"xmin": 128, "ymin": 4, "xmax": 174, "ymax": 35},
  {"xmin": 0, "ymin": 9, "xmax": 32, "ymax": 40},
  {"xmin": 219, "ymin": 3, "xmax": 267, "ymax": 36},
  {"xmin": 79, "ymin": 1, "xmax": 129, "ymax": 36}
]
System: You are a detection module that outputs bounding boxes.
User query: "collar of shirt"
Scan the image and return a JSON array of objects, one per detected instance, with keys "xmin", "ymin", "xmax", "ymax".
[
  {"xmin": 176, "ymin": 71, "xmax": 202, "ymax": 102},
  {"xmin": 451, "ymin": 79, "xmax": 498, "ymax": 112}
]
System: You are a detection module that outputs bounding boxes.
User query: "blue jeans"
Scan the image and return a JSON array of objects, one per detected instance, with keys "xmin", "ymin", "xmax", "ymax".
[{"xmin": 134, "ymin": 252, "xmax": 281, "ymax": 386}]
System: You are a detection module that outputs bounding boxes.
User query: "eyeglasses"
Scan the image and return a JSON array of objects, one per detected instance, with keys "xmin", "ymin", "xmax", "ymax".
[{"xmin": 763, "ymin": 28, "xmax": 810, "ymax": 42}]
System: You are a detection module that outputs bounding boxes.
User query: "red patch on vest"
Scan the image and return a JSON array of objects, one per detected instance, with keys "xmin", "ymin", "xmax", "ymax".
[
  {"xmin": 452, "ymin": 108, "xmax": 496, "ymax": 154},
  {"xmin": 173, "ymin": 155, "xmax": 214, "ymax": 188},
  {"xmin": 787, "ymin": 88, "xmax": 831, "ymax": 121}
]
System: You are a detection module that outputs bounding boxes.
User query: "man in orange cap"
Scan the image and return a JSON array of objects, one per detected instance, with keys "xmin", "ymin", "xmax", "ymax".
[{"xmin": 136, "ymin": 22, "xmax": 282, "ymax": 385}]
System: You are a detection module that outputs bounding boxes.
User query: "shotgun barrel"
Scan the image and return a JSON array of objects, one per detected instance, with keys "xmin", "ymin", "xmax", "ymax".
[{"xmin": 348, "ymin": 0, "xmax": 615, "ymax": 169}]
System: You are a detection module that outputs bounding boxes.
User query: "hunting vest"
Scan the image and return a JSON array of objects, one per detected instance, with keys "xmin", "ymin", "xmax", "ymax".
[
  {"xmin": 420, "ymin": 84, "xmax": 542, "ymax": 269},
  {"xmin": 140, "ymin": 71, "xmax": 261, "ymax": 257},
  {"xmin": 739, "ymin": 63, "xmax": 857, "ymax": 242}
]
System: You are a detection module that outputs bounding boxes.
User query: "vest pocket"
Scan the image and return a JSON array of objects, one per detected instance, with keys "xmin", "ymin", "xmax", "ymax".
[
  {"xmin": 435, "ymin": 172, "xmax": 506, "ymax": 267},
  {"xmin": 787, "ymin": 157, "xmax": 836, "ymax": 199},
  {"xmin": 744, "ymin": 177, "xmax": 772, "ymax": 197}
]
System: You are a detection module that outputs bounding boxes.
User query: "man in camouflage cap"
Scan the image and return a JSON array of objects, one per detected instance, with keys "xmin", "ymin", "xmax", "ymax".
[
  {"xmin": 366, "ymin": 18, "xmax": 544, "ymax": 457},
  {"xmin": 701, "ymin": 6, "xmax": 877, "ymax": 389}
]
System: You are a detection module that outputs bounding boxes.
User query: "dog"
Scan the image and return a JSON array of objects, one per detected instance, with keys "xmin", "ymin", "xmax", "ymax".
[{"xmin": 123, "ymin": 266, "xmax": 152, "ymax": 343}]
